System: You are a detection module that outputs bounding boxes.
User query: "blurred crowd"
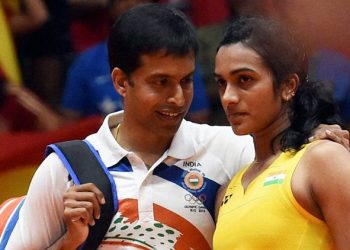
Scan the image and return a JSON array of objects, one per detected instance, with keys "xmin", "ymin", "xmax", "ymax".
[{"xmin": 1, "ymin": 0, "xmax": 350, "ymax": 134}]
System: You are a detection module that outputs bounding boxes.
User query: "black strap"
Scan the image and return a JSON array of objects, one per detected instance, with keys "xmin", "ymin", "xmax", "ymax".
[{"xmin": 51, "ymin": 140, "xmax": 115, "ymax": 250}]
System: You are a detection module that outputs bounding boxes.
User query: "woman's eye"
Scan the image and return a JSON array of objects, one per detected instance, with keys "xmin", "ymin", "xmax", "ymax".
[{"xmin": 216, "ymin": 78, "xmax": 226, "ymax": 87}]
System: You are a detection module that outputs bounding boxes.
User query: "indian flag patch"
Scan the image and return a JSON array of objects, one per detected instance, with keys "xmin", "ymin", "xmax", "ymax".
[{"xmin": 263, "ymin": 172, "xmax": 286, "ymax": 186}]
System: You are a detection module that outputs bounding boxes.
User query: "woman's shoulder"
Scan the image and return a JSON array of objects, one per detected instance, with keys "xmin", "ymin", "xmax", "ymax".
[
  {"xmin": 305, "ymin": 139, "xmax": 348, "ymax": 158},
  {"xmin": 302, "ymin": 139, "xmax": 350, "ymax": 174}
]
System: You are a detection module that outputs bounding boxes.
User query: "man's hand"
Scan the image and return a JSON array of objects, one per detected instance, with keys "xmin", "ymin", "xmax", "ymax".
[
  {"xmin": 310, "ymin": 124, "xmax": 350, "ymax": 151},
  {"xmin": 60, "ymin": 183, "xmax": 105, "ymax": 249}
]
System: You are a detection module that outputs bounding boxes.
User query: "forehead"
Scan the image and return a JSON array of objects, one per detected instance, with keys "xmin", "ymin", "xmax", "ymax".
[
  {"xmin": 135, "ymin": 50, "xmax": 196, "ymax": 76},
  {"xmin": 215, "ymin": 43, "xmax": 269, "ymax": 74}
]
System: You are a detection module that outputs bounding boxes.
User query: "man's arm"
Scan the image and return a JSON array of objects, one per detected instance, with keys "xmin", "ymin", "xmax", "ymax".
[{"xmin": 6, "ymin": 154, "xmax": 67, "ymax": 249}]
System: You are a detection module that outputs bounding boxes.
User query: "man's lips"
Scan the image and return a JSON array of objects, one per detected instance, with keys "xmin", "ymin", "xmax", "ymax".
[
  {"xmin": 160, "ymin": 111, "xmax": 181, "ymax": 117},
  {"xmin": 157, "ymin": 110, "xmax": 186, "ymax": 119}
]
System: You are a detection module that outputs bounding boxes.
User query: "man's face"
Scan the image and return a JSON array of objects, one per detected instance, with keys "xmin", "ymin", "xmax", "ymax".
[{"xmin": 123, "ymin": 50, "xmax": 195, "ymax": 137}]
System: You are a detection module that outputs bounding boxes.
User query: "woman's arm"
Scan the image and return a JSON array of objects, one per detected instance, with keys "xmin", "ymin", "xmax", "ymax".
[{"xmin": 306, "ymin": 141, "xmax": 350, "ymax": 249}]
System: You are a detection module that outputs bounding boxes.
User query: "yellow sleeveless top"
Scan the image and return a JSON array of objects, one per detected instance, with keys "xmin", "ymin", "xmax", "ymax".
[{"xmin": 213, "ymin": 143, "xmax": 334, "ymax": 249}]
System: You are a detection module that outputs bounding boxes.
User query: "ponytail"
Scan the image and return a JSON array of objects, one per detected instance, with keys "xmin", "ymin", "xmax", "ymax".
[{"xmin": 281, "ymin": 80, "xmax": 343, "ymax": 151}]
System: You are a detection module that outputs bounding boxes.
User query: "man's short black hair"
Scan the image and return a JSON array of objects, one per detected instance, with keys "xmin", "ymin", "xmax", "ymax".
[{"xmin": 107, "ymin": 3, "xmax": 198, "ymax": 75}]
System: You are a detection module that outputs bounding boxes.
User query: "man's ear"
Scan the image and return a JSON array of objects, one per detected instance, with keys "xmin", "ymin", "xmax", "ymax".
[
  {"xmin": 111, "ymin": 67, "xmax": 128, "ymax": 97},
  {"xmin": 281, "ymin": 73, "xmax": 299, "ymax": 102}
]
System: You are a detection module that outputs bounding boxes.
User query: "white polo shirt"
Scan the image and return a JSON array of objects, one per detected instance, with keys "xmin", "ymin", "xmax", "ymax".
[{"xmin": 7, "ymin": 111, "xmax": 254, "ymax": 250}]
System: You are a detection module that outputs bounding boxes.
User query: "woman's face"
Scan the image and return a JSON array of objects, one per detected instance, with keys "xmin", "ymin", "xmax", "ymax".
[{"xmin": 214, "ymin": 43, "xmax": 287, "ymax": 136}]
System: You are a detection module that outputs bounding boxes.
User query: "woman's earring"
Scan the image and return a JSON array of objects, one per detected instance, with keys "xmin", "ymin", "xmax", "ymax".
[
  {"xmin": 285, "ymin": 92, "xmax": 295, "ymax": 102},
  {"xmin": 288, "ymin": 92, "xmax": 295, "ymax": 101}
]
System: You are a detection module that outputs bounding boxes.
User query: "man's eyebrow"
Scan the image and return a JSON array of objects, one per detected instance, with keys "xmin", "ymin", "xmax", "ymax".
[
  {"xmin": 148, "ymin": 71, "xmax": 195, "ymax": 79},
  {"xmin": 182, "ymin": 71, "xmax": 195, "ymax": 78}
]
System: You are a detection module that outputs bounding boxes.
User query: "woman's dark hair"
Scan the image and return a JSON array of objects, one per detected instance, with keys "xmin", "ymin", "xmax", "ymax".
[
  {"xmin": 218, "ymin": 15, "xmax": 342, "ymax": 151},
  {"xmin": 281, "ymin": 81, "xmax": 342, "ymax": 151}
]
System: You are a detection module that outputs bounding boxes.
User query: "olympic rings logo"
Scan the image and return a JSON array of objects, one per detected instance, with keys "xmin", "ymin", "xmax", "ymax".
[{"xmin": 184, "ymin": 194, "xmax": 207, "ymax": 205}]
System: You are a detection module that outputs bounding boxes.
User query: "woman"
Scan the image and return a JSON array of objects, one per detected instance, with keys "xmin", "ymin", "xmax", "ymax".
[{"xmin": 213, "ymin": 16, "xmax": 350, "ymax": 249}]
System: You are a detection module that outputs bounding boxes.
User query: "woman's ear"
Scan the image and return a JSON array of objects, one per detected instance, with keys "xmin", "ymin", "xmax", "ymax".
[
  {"xmin": 111, "ymin": 67, "xmax": 128, "ymax": 97},
  {"xmin": 281, "ymin": 73, "xmax": 299, "ymax": 102}
]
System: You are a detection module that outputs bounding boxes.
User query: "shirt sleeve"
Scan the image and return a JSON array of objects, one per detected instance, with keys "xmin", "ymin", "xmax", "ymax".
[
  {"xmin": 214, "ymin": 126, "xmax": 255, "ymax": 178},
  {"xmin": 6, "ymin": 153, "xmax": 70, "ymax": 249}
]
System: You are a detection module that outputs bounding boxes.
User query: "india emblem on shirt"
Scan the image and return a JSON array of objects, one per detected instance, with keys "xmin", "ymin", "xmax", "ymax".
[
  {"xmin": 263, "ymin": 172, "xmax": 286, "ymax": 186},
  {"xmin": 183, "ymin": 170, "xmax": 205, "ymax": 191}
]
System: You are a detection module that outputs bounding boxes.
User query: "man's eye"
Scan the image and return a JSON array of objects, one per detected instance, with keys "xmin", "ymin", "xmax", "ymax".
[
  {"xmin": 153, "ymin": 78, "xmax": 168, "ymax": 85},
  {"xmin": 181, "ymin": 77, "xmax": 193, "ymax": 85},
  {"xmin": 160, "ymin": 78, "xmax": 169, "ymax": 85},
  {"xmin": 239, "ymin": 75, "xmax": 252, "ymax": 83}
]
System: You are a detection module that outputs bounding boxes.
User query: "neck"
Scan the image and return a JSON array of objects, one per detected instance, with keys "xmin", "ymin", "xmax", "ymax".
[
  {"xmin": 252, "ymin": 111, "xmax": 289, "ymax": 164},
  {"xmin": 114, "ymin": 122, "xmax": 174, "ymax": 167}
]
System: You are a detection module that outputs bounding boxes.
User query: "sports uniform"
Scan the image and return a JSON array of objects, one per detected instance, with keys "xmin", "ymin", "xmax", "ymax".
[
  {"xmin": 213, "ymin": 143, "xmax": 334, "ymax": 249},
  {"xmin": 7, "ymin": 111, "xmax": 254, "ymax": 249}
]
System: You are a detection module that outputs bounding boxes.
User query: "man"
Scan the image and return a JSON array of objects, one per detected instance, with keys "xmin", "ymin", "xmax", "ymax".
[
  {"xmin": 61, "ymin": 41, "xmax": 210, "ymax": 123},
  {"xmin": 61, "ymin": 0, "xmax": 210, "ymax": 124},
  {"xmin": 6, "ymin": 3, "xmax": 348, "ymax": 250}
]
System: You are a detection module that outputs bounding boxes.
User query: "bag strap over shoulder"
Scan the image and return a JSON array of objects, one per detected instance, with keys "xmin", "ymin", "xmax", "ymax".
[{"xmin": 46, "ymin": 140, "xmax": 118, "ymax": 250}]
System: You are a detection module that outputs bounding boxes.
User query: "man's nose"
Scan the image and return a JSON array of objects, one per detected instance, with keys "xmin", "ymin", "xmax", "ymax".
[{"xmin": 167, "ymin": 84, "xmax": 185, "ymax": 107}]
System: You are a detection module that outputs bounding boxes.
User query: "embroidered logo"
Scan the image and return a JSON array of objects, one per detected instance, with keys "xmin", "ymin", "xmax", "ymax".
[{"xmin": 183, "ymin": 171, "xmax": 204, "ymax": 191}]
